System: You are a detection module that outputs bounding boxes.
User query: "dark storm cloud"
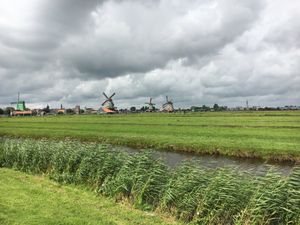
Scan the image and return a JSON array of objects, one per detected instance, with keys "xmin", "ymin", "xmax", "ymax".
[
  {"xmin": 38, "ymin": 0, "xmax": 104, "ymax": 34},
  {"xmin": 59, "ymin": 0, "xmax": 264, "ymax": 79},
  {"xmin": 0, "ymin": 0, "xmax": 299, "ymax": 108},
  {"xmin": 0, "ymin": 0, "xmax": 104, "ymax": 74}
]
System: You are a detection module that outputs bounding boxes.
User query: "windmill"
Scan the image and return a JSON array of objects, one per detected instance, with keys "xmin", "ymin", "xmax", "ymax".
[
  {"xmin": 101, "ymin": 92, "xmax": 117, "ymax": 113},
  {"xmin": 10, "ymin": 92, "xmax": 32, "ymax": 116},
  {"xmin": 145, "ymin": 97, "xmax": 155, "ymax": 112},
  {"xmin": 10, "ymin": 92, "xmax": 26, "ymax": 111},
  {"xmin": 162, "ymin": 96, "xmax": 174, "ymax": 112}
]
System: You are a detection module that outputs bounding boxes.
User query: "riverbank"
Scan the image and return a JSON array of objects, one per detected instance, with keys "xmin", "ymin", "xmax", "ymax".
[
  {"xmin": 0, "ymin": 168, "xmax": 178, "ymax": 225},
  {"xmin": 0, "ymin": 111, "xmax": 299, "ymax": 162}
]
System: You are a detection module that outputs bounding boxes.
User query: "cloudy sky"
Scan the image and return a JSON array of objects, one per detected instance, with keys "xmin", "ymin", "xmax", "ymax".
[{"xmin": 0, "ymin": 0, "xmax": 299, "ymax": 109}]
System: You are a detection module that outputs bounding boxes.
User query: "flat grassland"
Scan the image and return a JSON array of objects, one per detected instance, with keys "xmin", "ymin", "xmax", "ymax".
[
  {"xmin": 0, "ymin": 168, "xmax": 177, "ymax": 225},
  {"xmin": 0, "ymin": 111, "xmax": 300, "ymax": 162}
]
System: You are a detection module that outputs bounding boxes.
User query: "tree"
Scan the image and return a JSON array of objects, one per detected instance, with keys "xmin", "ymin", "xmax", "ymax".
[
  {"xmin": 213, "ymin": 103, "xmax": 219, "ymax": 111},
  {"xmin": 202, "ymin": 105, "xmax": 210, "ymax": 111},
  {"xmin": 0, "ymin": 108, "xmax": 3, "ymax": 115},
  {"xmin": 191, "ymin": 106, "xmax": 201, "ymax": 112},
  {"xmin": 4, "ymin": 107, "xmax": 14, "ymax": 115},
  {"xmin": 66, "ymin": 109, "xmax": 74, "ymax": 114},
  {"xmin": 140, "ymin": 106, "xmax": 149, "ymax": 112}
]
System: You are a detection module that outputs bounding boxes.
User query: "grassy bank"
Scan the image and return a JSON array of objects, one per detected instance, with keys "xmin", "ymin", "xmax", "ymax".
[
  {"xmin": 0, "ymin": 168, "xmax": 177, "ymax": 225},
  {"xmin": 1, "ymin": 138, "xmax": 300, "ymax": 224},
  {"xmin": 0, "ymin": 111, "xmax": 300, "ymax": 162}
]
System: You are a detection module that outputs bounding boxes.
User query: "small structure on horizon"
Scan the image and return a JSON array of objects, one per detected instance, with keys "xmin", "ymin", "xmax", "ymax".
[
  {"xmin": 145, "ymin": 98, "xmax": 156, "ymax": 112},
  {"xmin": 57, "ymin": 104, "xmax": 66, "ymax": 114},
  {"xmin": 162, "ymin": 96, "xmax": 174, "ymax": 112},
  {"xmin": 74, "ymin": 105, "xmax": 81, "ymax": 115},
  {"xmin": 84, "ymin": 107, "xmax": 98, "ymax": 114},
  {"xmin": 10, "ymin": 92, "xmax": 32, "ymax": 116},
  {"xmin": 101, "ymin": 92, "xmax": 117, "ymax": 113}
]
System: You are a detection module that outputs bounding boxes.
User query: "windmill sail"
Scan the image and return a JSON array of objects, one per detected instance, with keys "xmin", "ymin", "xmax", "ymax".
[
  {"xmin": 101, "ymin": 92, "xmax": 117, "ymax": 113},
  {"xmin": 145, "ymin": 97, "xmax": 155, "ymax": 112}
]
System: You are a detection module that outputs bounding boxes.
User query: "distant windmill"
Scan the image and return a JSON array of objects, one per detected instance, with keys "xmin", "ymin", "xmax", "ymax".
[
  {"xmin": 162, "ymin": 96, "xmax": 174, "ymax": 112},
  {"xmin": 145, "ymin": 97, "xmax": 155, "ymax": 112},
  {"xmin": 10, "ymin": 92, "xmax": 26, "ymax": 111},
  {"xmin": 101, "ymin": 92, "xmax": 117, "ymax": 113},
  {"xmin": 10, "ymin": 92, "xmax": 32, "ymax": 116}
]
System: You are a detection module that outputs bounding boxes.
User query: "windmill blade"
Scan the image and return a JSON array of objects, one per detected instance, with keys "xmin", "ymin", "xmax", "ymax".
[
  {"xmin": 150, "ymin": 98, "xmax": 152, "ymax": 104},
  {"xmin": 109, "ymin": 93, "xmax": 116, "ymax": 99},
  {"xmin": 102, "ymin": 100, "xmax": 109, "ymax": 106},
  {"xmin": 166, "ymin": 96, "xmax": 169, "ymax": 102},
  {"xmin": 11, "ymin": 100, "xmax": 25, "ymax": 104},
  {"xmin": 103, "ymin": 92, "xmax": 109, "ymax": 99}
]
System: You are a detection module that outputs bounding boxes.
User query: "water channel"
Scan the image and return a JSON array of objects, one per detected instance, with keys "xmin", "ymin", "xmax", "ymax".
[{"xmin": 112, "ymin": 145, "xmax": 297, "ymax": 176}]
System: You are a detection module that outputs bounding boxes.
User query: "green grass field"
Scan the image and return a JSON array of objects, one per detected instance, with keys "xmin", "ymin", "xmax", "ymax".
[
  {"xmin": 0, "ymin": 111, "xmax": 300, "ymax": 162},
  {"xmin": 0, "ymin": 168, "xmax": 178, "ymax": 225}
]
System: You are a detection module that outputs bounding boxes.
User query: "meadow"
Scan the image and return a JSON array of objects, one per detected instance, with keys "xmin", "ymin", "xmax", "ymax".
[
  {"xmin": 0, "ymin": 138, "xmax": 299, "ymax": 224},
  {"xmin": 0, "ymin": 168, "xmax": 177, "ymax": 225},
  {"xmin": 0, "ymin": 111, "xmax": 300, "ymax": 162}
]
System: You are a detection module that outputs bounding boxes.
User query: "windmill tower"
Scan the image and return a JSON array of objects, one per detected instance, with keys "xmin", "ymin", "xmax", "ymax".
[
  {"xmin": 101, "ymin": 92, "xmax": 117, "ymax": 113},
  {"xmin": 145, "ymin": 98, "xmax": 155, "ymax": 112},
  {"xmin": 10, "ymin": 92, "xmax": 26, "ymax": 111},
  {"xmin": 162, "ymin": 96, "xmax": 174, "ymax": 112}
]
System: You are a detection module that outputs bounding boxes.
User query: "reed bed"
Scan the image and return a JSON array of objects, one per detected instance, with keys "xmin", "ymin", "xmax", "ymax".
[{"xmin": 0, "ymin": 137, "xmax": 299, "ymax": 224}]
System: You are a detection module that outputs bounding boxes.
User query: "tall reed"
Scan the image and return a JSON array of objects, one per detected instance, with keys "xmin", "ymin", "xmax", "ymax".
[{"xmin": 0, "ymin": 137, "xmax": 299, "ymax": 224}]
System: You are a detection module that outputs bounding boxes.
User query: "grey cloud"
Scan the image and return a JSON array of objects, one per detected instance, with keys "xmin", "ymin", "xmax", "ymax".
[
  {"xmin": 0, "ymin": 0, "xmax": 299, "ymax": 109},
  {"xmin": 60, "ymin": 0, "xmax": 263, "ymax": 78},
  {"xmin": 39, "ymin": 0, "xmax": 104, "ymax": 32}
]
